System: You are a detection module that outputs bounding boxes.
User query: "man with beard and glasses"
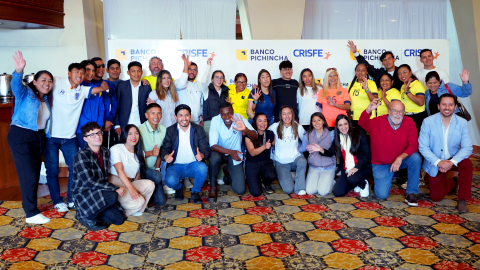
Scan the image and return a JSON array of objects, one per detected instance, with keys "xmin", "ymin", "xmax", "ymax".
[
  {"xmin": 359, "ymin": 99, "xmax": 421, "ymax": 206},
  {"xmin": 160, "ymin": 104, "xmax": 210, "ymax": 204},
  {"xmin": 419, "ymin": 94, "xmax": 473, "ymax": 212},
  {"xmin": 141, "ymin": 56, "xmax": 165, "ymax": 91}
]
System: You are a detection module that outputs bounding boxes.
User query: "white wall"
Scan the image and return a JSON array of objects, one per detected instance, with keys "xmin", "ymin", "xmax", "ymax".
[{"xmin": 0, "ymin": 0, "xmax": 89, "ymax": 77}]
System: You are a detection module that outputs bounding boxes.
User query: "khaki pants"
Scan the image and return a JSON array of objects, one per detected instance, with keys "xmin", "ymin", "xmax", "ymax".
[{"xmin": 109, "ymin": 175, "xmax": 155, "ymax": 216}]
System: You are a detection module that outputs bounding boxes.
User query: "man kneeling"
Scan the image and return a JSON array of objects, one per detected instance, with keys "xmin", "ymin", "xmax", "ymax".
[
  {"xmin": 73, "ymin": 122, "xmax": 126, "ymax": 231},
  {"xmin": 161, "ymin": 104, "xmax": 210, "ymax": 204}
]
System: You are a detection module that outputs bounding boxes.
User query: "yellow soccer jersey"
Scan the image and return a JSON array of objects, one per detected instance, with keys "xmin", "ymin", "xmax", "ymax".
[
  {"xmin": 400, "ymin": 80, "xmax": 426, "ymax": 113},
  {"xmin": 348, "ymin": 79, "xmax": 378, "ymax": 120},
  {"xmin": 228, "ymin": 84, "xmax": 251, "ymax": 120},
  {"xmin": 376, "ymin": 88, "xmax": 402, "ymax": 116}
]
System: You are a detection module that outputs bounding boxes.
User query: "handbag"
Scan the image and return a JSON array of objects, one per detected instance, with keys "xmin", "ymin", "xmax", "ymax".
[{"xmin": 445, "ymin": 84, "xmax": 472, "ymax": 121}]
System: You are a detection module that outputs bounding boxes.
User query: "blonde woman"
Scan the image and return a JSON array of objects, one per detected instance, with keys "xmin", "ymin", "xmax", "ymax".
[{"xmin": 316, "ymin": 68, "xmax": 350, "ymax": 128}]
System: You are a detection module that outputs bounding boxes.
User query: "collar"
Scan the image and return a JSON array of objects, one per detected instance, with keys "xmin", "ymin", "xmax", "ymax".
[
  {"xmin": 130, "ymin": 80, "xmax": 140, "ymax": 89},
  {"xmin": 145, "ymin": 122, "xmax": 161, "ymax": 133},
  {"xmin": 177, "ymin": 123, "xmax": 191, "ymax": 134}
]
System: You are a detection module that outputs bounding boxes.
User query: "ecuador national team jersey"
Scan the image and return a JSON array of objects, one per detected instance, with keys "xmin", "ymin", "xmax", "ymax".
[
  {"xmin": 228, "ymin": 84, "xmax": 251, "ymax": 120},
  {"xmin": 316, "ymin": 87, "xmax": 350, "ymax": 127},
  {"xmin": 400, "ymin": 80, "xmax": 426, "ymax": 113},
  {"xmin": 376, "ymin": 88, "xmax": 402, "ymax": 116},
  {"xmin": 348, "ymin": 79, "xmax": 378, "ymax": 120}
]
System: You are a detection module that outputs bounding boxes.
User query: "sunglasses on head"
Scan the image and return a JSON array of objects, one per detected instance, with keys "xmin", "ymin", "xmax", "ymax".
[{"xmin": 326, "ymin": 68, "xmax": 337, "ymax": 72}]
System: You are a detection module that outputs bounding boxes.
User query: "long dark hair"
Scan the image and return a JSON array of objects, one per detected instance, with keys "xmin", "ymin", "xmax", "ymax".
[
  {"xmin": 257, "ymin": 69, "xmax": 275, "ymax": 105},
  {"xmin": 307, "ymin": 112, "xmax": 329, "ymax": 143},
  {"xmin": 120, "ymin": 124, "xmax": 146, "ymax": 178},
  {"xmin": 334, "ymin": 114, "xmax": 361, "ymax": 157},
  {"xmin": 397, "ymin": 64, "xmax": 419, "ymax": 82},
  {"xmin": 251, "ymin": 113, "xmax": 269, "ymax": 148},
  {"xmin": 348, "ymin": 63, "xmax": 369, "ymax": 93},
  {"xmin": 27, "ymin": 70, "xmax": 54, "ymax": 102}
]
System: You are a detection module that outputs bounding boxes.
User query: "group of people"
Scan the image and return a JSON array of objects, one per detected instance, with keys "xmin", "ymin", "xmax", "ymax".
[{"xmin": 7, "ymin": 39, "xmax": 474, "ymax": 230}]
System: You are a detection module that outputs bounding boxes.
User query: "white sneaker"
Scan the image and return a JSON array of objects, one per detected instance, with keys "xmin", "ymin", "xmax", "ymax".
[
  {"xmin": 54, "ymin": 203, "xmax": 69, "ymax": 212},
  {"xmin": 354, "ymin": 187, "xmax": 361, "ymax": 193},
  {"xmin": 184, "ymin": 178, "xmax": 194, "ymax": 189},
  {"xmin": 297, "ymin": 190, "xmax": 306, "ymax": 196},
  {"xmin": 164, "ymin": 185, "xmax": 176, "ymax": 194},
  {"xmin": 25, "ymin": 213, "xmax": 51, "ymax": 224},
  {"xmin": 217, "ymin": 178, "xmax": 225, "ymax": 185},
  {"xmin": 360, "ymin": 180, "xmax": 369, "ymax": 198},
  {"xmin": 68, "ymin": 202, "xmax": 76, "ymax": 209},
  {"xmin": 131, "ymin": 212, "xmax": 143, "ymax": 216}
]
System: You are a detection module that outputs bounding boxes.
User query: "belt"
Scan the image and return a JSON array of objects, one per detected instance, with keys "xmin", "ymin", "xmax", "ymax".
[{"xmin": 405, "ymin": 112, "xmax": 421, "ymax": 116}]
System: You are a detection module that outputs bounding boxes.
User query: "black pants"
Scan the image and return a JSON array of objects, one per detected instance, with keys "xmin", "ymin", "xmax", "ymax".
[
  {"xmin": 88, "ymin": 190, "xmax": 125, "ymax": 225},
  {"xmin": 406, "ymin": 111, "xmax": 428, "ymax": 135},
  {"xmin": 245, "ymin": 159, "xmax": 277, "ymax": 197},
  {"xmin": 7, "ymin": 126, "xmax": 44, "ymax": 218},
  {"xmin": 209, "ymin": 151, "xmax": 245, "ymax": 195},
  {"xmin": 333, "ymin": 166, "xmax": 372, "ymax": 197}
]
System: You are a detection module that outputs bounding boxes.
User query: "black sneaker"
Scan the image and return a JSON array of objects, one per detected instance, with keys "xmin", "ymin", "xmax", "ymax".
[
  {"xmin": 175, "ymin": 188, "xmax": 184, "ymax": 201},
  {"xmin": 78, "ymin": 217, "xmax": 107, "ymax": 231},
  {"xmin": 405, "ymin": 194, "xmax": 418, "ymax": 206},
  {"xmin": 264, "ymin": 185, "xmax": 274, "ymax": 194},
  {"xmin": 190, "ymin": 192, "xmax": 202, "ymax": 204}
]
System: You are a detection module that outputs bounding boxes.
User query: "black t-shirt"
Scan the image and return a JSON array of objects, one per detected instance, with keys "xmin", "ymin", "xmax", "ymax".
[
  {"xmin": 429, "ymin": 92, "xmax": 440, "ymax": 115},
  {"xmin": 245, "ymin": 130, "xmax": 275, "ymax": 163},
  {"xmin": 272, "ymin": 78, "xmax": 299, "ymax": 121}
]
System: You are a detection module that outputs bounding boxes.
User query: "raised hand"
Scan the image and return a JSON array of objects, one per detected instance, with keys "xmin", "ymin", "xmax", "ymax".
[
  {"xmin": 251, "ymin": 88, "xmax": 262, "ymax": 102},
  {"xmin": 152, "ymin": 144, "xmax": 159, "ymax": 157},
  {"xmin": 181, "ymin": 54, "xmax": 191, "ymax": 67},
  {"xmin": 404, "ymin": 78, "xmax": 413, "ymax": 93},
  {"xmin": 12, "ymin": 50, "xmax": 26, "ymax": 73},
  {"xmin": 265, "ymin": 139, "xmax": 272, "ymax": 150},
  {"xmin": 165, "ymin": 150, "xmax": 175, "ymax": 163},
  {"xmin": 460, "ymin": 69, "xmax": 469, "ymax": 84},
  {"xmin": 232, "ymin": 114, "xmax": 247, "ymax": 132},
  {"xmin": 195, "ymin": 147, "xmax": 204, "ymax": 161},
  {"xmin": 207, "ymin": 58, "xmax": 213, "ymax": 66},
  {"xmin": 366, "ymin": 98, "xmax": 380, "ymax": 114},
  {"xmin": 347, "ymin": 40, "xmax": 357, "ymax": 54},
  {"xmin": 362, "ymin": 77, "xmax": 368, "ymax": 90}
]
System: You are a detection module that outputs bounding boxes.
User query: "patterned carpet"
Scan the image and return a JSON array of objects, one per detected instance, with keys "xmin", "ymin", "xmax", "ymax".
[{"xmin": 1, "ymin": 158, "xmax": 480, "ymax": 269}]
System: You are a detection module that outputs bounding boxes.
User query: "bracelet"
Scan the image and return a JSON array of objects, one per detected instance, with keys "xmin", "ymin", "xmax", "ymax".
[
  {"xmin": 253, "ymin": 100, "xmax": 258, "ymax": 104},
  {"xmin": 365, "ymin": 89, "xmax": 370, "ymax": 93},
  {"xmin": 405, "ymin": 91, "xmax": 410, "ymax": 95}
]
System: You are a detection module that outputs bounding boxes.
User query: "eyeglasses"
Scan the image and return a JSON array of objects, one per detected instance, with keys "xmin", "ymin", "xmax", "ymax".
[
  {"xmin": 390, "ymin": 109, "xmax": 405, "ymax": 115},
  {"xmin": 188, "ymin": 68, "xmax": 198, "ymax": 72},
  {"xmin": 96, "ymin": 64, "xmax": 105, "ymax": 68},
  {"xmin": 214, "ymin": 76, "xmax": 224, "ymax": 80},
  {"xmin": 281, "ymin": 68, "xmax": 292, "ymax": 71},
  {"xmin": 85, "ymin": 131, "xmax": 103, "ymax": 138},
  {"xmin": 326, "ymin": 68, "xmax": 337, "ymax": 72},
  {"xmin": 236, "ymin": 81, "xmax": 247, "ymax": 84}
]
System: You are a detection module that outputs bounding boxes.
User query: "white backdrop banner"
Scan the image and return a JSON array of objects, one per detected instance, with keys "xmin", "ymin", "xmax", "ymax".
[{"xmin": 108, "ymin": 39, "xmax": 449, "ymax": 88}]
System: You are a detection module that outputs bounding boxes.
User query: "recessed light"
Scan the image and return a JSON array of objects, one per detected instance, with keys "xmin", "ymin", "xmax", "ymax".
[
  {"xmin": 381, "ymin": 5, "xmax": 386, "ymax": 7},
  {"xmin": 391, "ymin": 19, "xmax": 396, "ymax": 22}
]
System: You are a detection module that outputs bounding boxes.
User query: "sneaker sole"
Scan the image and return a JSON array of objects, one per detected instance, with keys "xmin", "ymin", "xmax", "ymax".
[{"xmin": 405, "ymin": 199, "xmax": 418, "ymax": 206}]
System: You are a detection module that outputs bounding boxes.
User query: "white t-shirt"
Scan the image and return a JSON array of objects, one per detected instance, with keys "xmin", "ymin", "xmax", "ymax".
[
  {"xmin": 269, "ymin": 122, "xmax": 305, "ymax": 164},
  {"xmin": 110, "ymin": 144, "xmax": 140, "ymax": 179},
  {"xmin": 296, "ymin": 86, "xmax": 319, "ymax": 125},
  {"xmin": 175, "ymin": 124, "xmax": 196, "ymax": 164},
  {"xmin": 127, "ymin": 81, "xmax": 141, "ymax": 127},
  {"xmin": 50, "ymin": 77, "xmax": 91, "ymax": 138},
  {"xmin": 414, "ymin": 67, "xmax": 450, "ymax": 87},
  {"xmin": 37, "ymin": 101, "xmax": 50, "ymax": 130},
  {"xmin": 175, "ymin": 73, "xmax": 204, "ymax": 124}
]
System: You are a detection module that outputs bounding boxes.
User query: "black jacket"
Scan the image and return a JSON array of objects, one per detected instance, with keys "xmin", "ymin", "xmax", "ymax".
[
  {"xmin": 160, "ymin": 122, "xmax": 211, "ymax": 168},
  {"xmin": 114, "ymin": 80, "xmax": 150, "ymax": 129},
  {"xmin": 356, "ymin": 54, "xmax": 402, "ymax": 90},
  {"xmin": 338, "ymin": 130, "xmax": 372, "ymax": 172},
  {"xmin": 203, "ymin": 83, "xmax": 229, "ymax": 121}
]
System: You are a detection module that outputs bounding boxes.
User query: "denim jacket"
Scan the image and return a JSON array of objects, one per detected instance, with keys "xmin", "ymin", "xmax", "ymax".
[
  {"xmin": 425, "ymin": 81, "xmax": 472, "ymax": 116},
  {"xmin": 10, "ymin": 71, "xmax": 51, "ymax": 131}
]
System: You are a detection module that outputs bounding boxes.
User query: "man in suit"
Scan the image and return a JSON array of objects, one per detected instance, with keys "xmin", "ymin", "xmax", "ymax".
[
  {"xmin": 72, "ymin": 122, "xmax": 125, "ymax": 231},
  {"xmin": 114, "ymin": 61, "xmax": 150, "ymax": 135},
  {"xmin": 419, "ymin": 93, "xmax": 473, "ymax": 212}
]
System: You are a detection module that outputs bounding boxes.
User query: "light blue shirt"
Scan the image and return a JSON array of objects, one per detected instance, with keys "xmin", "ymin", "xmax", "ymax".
[{"xmin": 209, "ymin": 113, "xmax": 255, "ymax": 165}]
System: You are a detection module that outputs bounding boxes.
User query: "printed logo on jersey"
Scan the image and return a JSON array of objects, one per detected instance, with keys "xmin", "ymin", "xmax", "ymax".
[{"xmin": 115, "ymin": 50, "xmax": 127, "ymax": 61}]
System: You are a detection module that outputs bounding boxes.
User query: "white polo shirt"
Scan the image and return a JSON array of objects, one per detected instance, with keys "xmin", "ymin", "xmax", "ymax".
[
  {"xmin": 49, "ymin": 77, "xmax": 91, "ymax": 139},
  {"xmin": 175, "ymin": 124, "xmax": 196, "ymax": 164}
]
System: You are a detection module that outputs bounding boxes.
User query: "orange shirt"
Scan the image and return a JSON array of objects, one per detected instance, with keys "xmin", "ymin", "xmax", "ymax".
[{"xmin": 316, "ymin": 87, "xmax": 350, "ymax": 128}]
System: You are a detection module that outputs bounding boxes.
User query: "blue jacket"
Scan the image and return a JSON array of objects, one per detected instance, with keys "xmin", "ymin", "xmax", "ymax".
[
  {"xmin": 92, "ymin": 79, "xmax": 118, "ymax": 124},
  {"xmin": 425, "ymin": 81, "xmax": 472, "ymax": 115},
  {"xmin": 419, "ymin": 113, "xmax": 472, "ymax": 177},
  {"xmin": 10, "ymin": 71, "xmax": 51, "ymax": 131},
  {"xmin": 76, "ymin": 81, "xmax": 105, "ymax": 133}
]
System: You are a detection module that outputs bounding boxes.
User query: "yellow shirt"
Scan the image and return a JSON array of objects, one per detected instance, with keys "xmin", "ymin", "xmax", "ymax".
[
  {"xmin": 228, "ymin": 84, "xmax": 251, "ymax": 119},
  {"xmin": 141, "ymin": 75, "xmax": 174, "ymax": 91},
  {"xmin": 400, "ymin": 80, "xmax": 426, "ymax": 113},
  {"xmin": 348, "ymin": 79, "xmax": 378, "ymax": 120},
  {"xmin": 376, "ymin": 88, "xmax": 402, "ymax": 116}
]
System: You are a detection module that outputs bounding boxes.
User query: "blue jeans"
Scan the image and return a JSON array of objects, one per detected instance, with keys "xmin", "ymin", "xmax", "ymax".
[
  {"xmin": 165, "ymin": 161, "xmax": 208, "ymax": 193},
  {"xmin": 274, "ymin": 156, "xmax": 307, "ymax": 194},
  {"xmin": 372, "ymin": 152, "xmax": 421, "ymax": 199},
  {"xmin": 44, "ymin": 137, "xmax": 79, "ymax": 205},
  {"xmin": 145, "ymin": 167, "xmax": 166, "ymax": 205}
]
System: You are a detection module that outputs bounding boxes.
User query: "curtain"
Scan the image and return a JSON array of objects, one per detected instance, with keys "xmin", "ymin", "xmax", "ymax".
[
  {"xmin": 302, "ymin": 0, "xmax": 447, "ymax": 39},
  {"xmin": 180, "ymin": 0, "xmax": 237, "ymax": 39}
]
